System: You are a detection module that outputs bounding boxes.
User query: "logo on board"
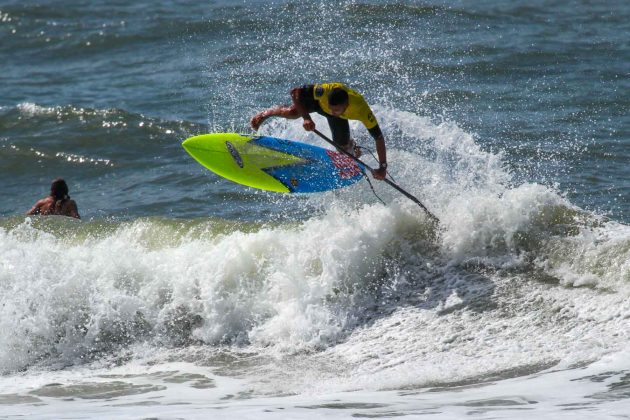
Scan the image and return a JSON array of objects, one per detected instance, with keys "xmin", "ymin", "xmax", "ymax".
[
  {"xmin": 326, "ymin": 150, "xmax": 361, "ymax": 179},
  {"xmin": 225, "ymin": 141, "xmax": 244, "ymax": 168}
]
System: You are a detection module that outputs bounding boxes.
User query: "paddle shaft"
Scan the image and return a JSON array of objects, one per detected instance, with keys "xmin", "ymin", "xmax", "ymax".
[{"xmin": 312, "ymin": 129, "xmax": 439, "ymax": 223}]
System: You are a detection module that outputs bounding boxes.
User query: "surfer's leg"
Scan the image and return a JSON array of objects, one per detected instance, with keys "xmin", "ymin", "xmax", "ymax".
[
  {"xmin": 326, "ymin": 115, "xmax": 350, "ymax": 146},
  {"xmin": 326, "ymin": 116, "xmax": 361, "ymax": 157},
  {"xmin": 251, "ymin": 106, "xmax": 299, "ymax": 130}
]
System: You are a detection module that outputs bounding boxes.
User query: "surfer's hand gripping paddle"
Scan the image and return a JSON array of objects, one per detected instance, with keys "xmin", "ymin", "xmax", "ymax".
[{"xmin": 312, "ymin": 129, "xmax": 440, "ymax": 224}]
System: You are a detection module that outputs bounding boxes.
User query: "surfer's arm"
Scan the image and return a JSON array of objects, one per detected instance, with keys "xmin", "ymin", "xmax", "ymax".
[
  {"xmin": 372, "ymin": 134, "xmax": 387, "ymax": 180},
  {"xmin": 367, "ymin": 125, "xmax": 387, "ymax": 180},
  {"xmin": 291, "ymin": 87, "xmax": 315, "ymax": 131},
  {"xmin": 357, "ymin": 100, "xmax": 387, "ymax": 180},
  {"xmin": 26, "ymin": 199, "xmax": 45, "ymax": 215}
]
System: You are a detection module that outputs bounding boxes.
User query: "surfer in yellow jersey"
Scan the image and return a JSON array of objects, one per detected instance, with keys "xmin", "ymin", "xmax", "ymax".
[
  {"xmin": 251, "ymin": 83, "xmax": 388, "ymax": 180},
  {"xmin": 26, "ymin": 178, "xmax": 81, "ymax": 219}
]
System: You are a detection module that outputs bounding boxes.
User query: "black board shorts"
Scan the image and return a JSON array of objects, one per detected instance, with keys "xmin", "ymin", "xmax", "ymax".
[{"xmin": 299, "ymin": 85, "xmax": 350, "ymax": 147}]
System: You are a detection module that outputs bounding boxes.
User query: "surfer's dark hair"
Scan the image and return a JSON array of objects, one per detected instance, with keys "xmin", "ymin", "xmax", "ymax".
[
  {"xmin": 328, "ymin": 88, "xmax": 349, "ymax": 106},
  {"xmin": 50, "ymin": 178, "xmax": 69, "ymax": 201}
]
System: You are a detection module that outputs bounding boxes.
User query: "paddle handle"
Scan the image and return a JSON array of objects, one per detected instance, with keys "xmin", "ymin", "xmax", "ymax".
[{"xmin": 312, "ymin": 129, "xmax": 439, "ymax": 224}]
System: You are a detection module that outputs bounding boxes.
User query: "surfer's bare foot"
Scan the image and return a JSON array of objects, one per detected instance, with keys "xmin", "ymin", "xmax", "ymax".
[
  {"xmin": 344, "ymin": 139, "xmax": 361, "ymax": 158},
  {"xmin": 251, "ymin": 113, "xmax": 267, "ymax": 130}
]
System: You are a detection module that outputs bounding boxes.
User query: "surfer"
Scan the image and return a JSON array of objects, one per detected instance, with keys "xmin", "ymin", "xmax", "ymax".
[
  {"xmin": 26, "ymin": 178, "xmax": 81, "ymax": 219},
  {"xmin": 251, "ymin": 83, "xmax": 388, "ymax": 180}
]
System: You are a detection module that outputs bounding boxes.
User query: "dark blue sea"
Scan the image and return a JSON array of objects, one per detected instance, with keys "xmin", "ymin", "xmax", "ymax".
[{"xmin": 1, "ymin": 1, "xmax": 629, "ymax": 418}]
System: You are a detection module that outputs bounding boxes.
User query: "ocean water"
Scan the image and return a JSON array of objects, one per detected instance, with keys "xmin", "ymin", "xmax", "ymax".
[{"xmin": 1, "ymin": 0, "xmax": 629, "ymax": 419}]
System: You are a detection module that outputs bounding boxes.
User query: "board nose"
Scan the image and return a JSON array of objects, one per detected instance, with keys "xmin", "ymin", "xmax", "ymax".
[{"xmin": 181, "ymin": 136, "xmax": 199, "ymax": 153}]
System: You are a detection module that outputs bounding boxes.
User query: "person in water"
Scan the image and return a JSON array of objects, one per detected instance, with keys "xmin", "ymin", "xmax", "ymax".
[
  {"xmin": 27, "ymin": 178, "xmax": 81, "ymax": 219},
  {"xmin": 251, "ymin": 82, "xmax": 388, "ymax": 180}
]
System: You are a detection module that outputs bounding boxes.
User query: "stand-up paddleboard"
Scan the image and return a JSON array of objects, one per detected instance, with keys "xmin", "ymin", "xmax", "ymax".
[{"xmin": 182, "ymin": 133, "xmax": 365, "ymax": 193}]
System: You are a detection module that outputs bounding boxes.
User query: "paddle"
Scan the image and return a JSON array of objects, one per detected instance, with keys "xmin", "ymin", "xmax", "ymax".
[{"xmin": 312, "ymin": 129, "xmax": 439, "ymax": 224}]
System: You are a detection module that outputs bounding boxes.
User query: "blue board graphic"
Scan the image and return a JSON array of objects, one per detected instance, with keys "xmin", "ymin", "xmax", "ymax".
[{"xmin": 182, "ymin": 133, "xmax": 365, "ymax": 193}]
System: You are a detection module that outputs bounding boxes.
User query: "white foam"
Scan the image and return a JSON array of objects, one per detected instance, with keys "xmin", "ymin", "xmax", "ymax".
[
  {"xmin": 2, "ymin": 107, "xmax": 630, "ymax": 418},
  {"xmin": 16, "ymin": 102, "xmax": 57, "ymax": 116},
  {"xmin": 0, "ymin": 204, "xmax": 419, "ymax": 373}
]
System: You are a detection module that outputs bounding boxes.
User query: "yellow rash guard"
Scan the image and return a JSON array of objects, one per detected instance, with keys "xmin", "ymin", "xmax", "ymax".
[{"xmin": 312, "ymin": 83, "xmax": 378, "ymax": 130}]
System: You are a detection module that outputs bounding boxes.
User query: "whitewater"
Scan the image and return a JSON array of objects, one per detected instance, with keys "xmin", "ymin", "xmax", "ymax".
[{"xmin": 2, "ymin": 108, "xmax": 630, "ymax": 418}]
